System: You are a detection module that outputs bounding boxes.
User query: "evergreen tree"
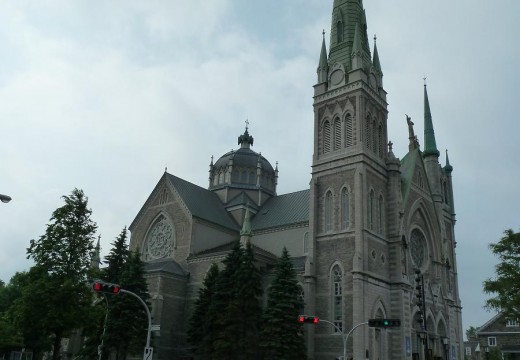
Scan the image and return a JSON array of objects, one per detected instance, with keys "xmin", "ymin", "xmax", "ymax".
[
  {"xmin": 187, "ymin": 263, "xmax": 220, "ymax": 358},
  {"xmin": 260, "ymin": 247, "xmax": 305, "ymax": 360},
  {"xmin": 210, "ymin": 241, "xmax": 243, "ymax": 359},
  {"xmin": 99, "ymin": 229, "xmax": 149, "ymax": 360},
  {"xmin": 483, "ymin": 229, "xmax": 520, "ymax": 318},
  {"xmin": 24, "ymin": 188, "xmax": 97, "ymax": 360},
  {"xmin": 231, "ymin": 241, "xmax": 263, "ymax": 360}
]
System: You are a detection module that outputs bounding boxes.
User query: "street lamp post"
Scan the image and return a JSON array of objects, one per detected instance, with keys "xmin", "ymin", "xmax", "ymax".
[
  {"xmin": 0, "ymin": 194, "xmax": 11, "ymax": 203},
  {"xmin": 442, "ymin": 337, "xmax": 449, "ymax": 360},
  {"xmin": 485, "ymin": 346, "xmax": 489, "ymax": 360}
]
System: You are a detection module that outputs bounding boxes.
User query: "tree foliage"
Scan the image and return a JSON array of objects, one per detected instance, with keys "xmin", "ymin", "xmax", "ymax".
[
  {"xmin": 260, "ymin": 247, "xmax": 305, "ymax": 360},
  {"xmin": 483, "ymin": 229, "xmax": 520, "ymax": 318},
  {"xmin": 187, "ymin": 263, "xmax": 220, "ymax": 358},
  {"xmin": 97, "ymin": 228, "xmax": 150, "ymax": 360},
  {"xmin": 21, "ymin": 188, "xmax": 98, "ymax": 360}
]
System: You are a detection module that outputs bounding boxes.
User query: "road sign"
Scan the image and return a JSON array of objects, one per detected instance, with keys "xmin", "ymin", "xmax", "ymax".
[
  {"xmin": 143, "ymin": 347, "xmax": 153, "ymax": 360},
  {"xmin": 150, "ymin": 324, "xmax": 160, "ymax": 331}
]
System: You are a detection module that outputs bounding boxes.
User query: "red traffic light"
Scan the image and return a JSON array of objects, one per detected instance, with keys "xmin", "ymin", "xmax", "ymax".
[
  {"xmin": 298, "ymin": 315, "xmax": 319, "ymax": 324},
  {"xmin": 92, "ymin": 280, "xmax": 121, "ymax": 295}
]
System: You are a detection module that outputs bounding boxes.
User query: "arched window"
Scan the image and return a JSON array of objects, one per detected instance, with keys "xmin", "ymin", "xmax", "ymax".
[
  {"xmin": 332, "ymin": 265, "xmax": 343, "ymax": 332},
  {"xmin": 334, "ymin": 117, "xmax": 342, "ymax": 150},
  {"xmin": 372, "ymin": 119, "xmax": 377, "ymax": 153},
  {"xmin": 325, "ymin": 191, "xmax": 333, "ymax": 232},
  {"xmin": 323, "ymin": 120, "xmax": 331, "ymax": 153},
  {"xmin": 345, "ymin": 113, "xmax": 353, "ymax": 147},
  {"xmin": 337, "ymin": 21, "xmax": 344, "ymax": 43},
  {"xmin": 378, "ymin": 123, "xmax": 384, "ymax": 157},
  {"xmin": 378, "ymin": 195, "xmax": 384, "ymax": 233},
  {"xmin": 341, "ymin": 187, "xmax": 349, "ymax": 229},
  {"xmin": 368, "ymin": 189, "xmax": 375, "ymax": 230},
  {"xmin": 365, "ymin": 115, "xmax": 371, "ymax": 150}
]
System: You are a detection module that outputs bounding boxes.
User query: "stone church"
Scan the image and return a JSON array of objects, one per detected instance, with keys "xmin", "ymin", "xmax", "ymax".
[{"xmin": 128, "ymin": 0, "xmax": 464, "ymax": 359}]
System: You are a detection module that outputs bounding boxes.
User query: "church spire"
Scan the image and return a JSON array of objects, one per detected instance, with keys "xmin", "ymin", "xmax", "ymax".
[
  {"xmin": 317, "ymin": 30, "xmax": 329, "ymax": 84},
  {"xmin": 423, "ymin": 83, "xmax": 440, "ymax": 157},
  {"xmin": 329, "ymin": 0, "xmax": 371, "ymax": 73},
  {"xmin": 445, "ymin": 149, "xmax": 453, "ymax": 173},
  {"xmin": 372, "ymin": 35, "xmax": 382, "ymax": 74}
]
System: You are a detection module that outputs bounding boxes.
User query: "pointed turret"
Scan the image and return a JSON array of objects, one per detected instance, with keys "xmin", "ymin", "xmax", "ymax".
[
  {"xmin": 317, "ymin": 31, "xmax": 329, "ymax": 84},
  {"xmin": 240, "ymin": 206, "xmax": 253, "ymax": 245},
  {"xmin": 90, "ymin": 236, "xmax": 101, "ymax": 270},
  {"xmin": 445, "ymin": 149, "xmax": 453, "ymax": 173},
  {"xmin": 372, "ymin": 36, "xmax": 382, "ymax": 75},
  {"xmin": 423, "ymin": 84, "xmax": 440, "ymax": 157}
]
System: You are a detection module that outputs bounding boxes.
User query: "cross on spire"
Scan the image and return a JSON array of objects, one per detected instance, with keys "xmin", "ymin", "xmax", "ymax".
[{"xmin": 245, "ymin": 118, "xmax": 249, "ymax": 130}]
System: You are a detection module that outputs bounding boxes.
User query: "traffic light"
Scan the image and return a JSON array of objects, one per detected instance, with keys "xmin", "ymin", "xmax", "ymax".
[
  {"xmin": 298, "ymin": 315, "xmax": 319, "ymax": 324},
  {"xmin": 368, "ymin": 319, "xmax": 401, "ymax": 328},
  {"xmin": 92, "ymin": 280, "xmax": 121, "ymax": 294}
]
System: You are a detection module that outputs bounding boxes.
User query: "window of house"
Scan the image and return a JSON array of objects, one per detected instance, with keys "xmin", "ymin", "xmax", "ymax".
[
  {"xmin": 506, "ymin": 319, "xmax": 519, "ymax": 327},
  {"xmin": 488, "ymin": 337, "xmax": 497, "ymax": 347},
  {"xmin": 325, "ymin": 191, "xmax": 333, "ymax": 232},
  {"xmin": 332, "ymin": 265, "xmax": 343, "ymax": 333}
]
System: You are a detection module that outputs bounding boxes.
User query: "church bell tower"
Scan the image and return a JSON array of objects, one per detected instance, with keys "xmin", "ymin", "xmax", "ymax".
[{"xmin": 307, "ymin": 0, "xmax": 393, "ymax": 358}]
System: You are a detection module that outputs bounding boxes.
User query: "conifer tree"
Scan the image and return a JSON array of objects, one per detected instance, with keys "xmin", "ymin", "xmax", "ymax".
[
  {"xmin": 24, "ymin": 188, "xmax": 97, "ymax": 360},
  {"xmin": 187, "ymin": 263, "xmax": 220, "ymax": 358},
  {"xmin": 231, "ymin": 241, "xmax": 263, "ymax": 359},
  {"xmin": 100, "ymin": 229, "xmax": 149, "ymax": 360},
  {"xmin": 210, "ymin": 241, "xmax": 243, "ymax": 359},
  {"xmin": 260, "ymin": 247, "xmax": 305, "ymax": 360}
]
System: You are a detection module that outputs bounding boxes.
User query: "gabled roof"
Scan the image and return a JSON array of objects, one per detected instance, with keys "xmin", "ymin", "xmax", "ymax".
[
  {"xmin": 477, "ymin": 313, "xmax": 503, "ymax": 333},
  {"xmin": 252, "ymin": 189, "xmax": 309, "ymax": 231},
  {"xmin": 166, "ymin": 173, "xmax": 239, "ymax": 231},
  {"xmin": 400, "ymin": 148, "xmax": 420, "ymax": 204},
  {"xmin": 226, "ymin": 192, "xmax": 259, "ymax": 211}
]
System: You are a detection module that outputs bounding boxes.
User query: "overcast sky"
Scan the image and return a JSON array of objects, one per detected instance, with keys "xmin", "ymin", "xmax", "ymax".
[{"xmin": 1, "ymin": 0, "xmax": 519, "ymax": 338}]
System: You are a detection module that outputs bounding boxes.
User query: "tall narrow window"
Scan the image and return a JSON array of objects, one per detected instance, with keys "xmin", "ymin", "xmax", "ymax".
[
  {"xmin": 334, "ymin": 117, "xmax": 342, "ymax": 150},
  {"xmin": 337, "ymin": 21, "xmax": 344, "ymax": 43},
  {"xmin": 378, "ymin": 195, "xmax": 384, "ymax": 233},
  {"xmin": 345, "ymin": 114, "xmax": 353, "ymax": 147},
  {"xmin": 372, "ymin": 119, "xmax": 377, "ymax": 153},
  {"xmin": 332, "ymin": 265, "xmax": 343, "ymax": 332},
  {"xmin": 443, "ymin": 181, "xmax": 450, "ymax": 205},
  {"xmin": 325, "ymin": 191, "xmax": 333, "ymax": 232},
  {"xmin": 368, "ymin": 189, "xmax": 375, "ymax": 230},
  {"xmin": 341, "ymin": 188, "xmax": 349, "ymax": 229},
  {"xmin": 303, "ymin": 232, "xmax": 309, "ymax": 254},
  {"xmin": 323, "ymin": 121, "xmax": 331, "ymax": 153},
  {"xmin": 365, "ymin": 115, "xmax": 371, "ymax": 150},
  {"xmin": 378, "ymin": 124, "xmax": 384, "ymax": 157}
]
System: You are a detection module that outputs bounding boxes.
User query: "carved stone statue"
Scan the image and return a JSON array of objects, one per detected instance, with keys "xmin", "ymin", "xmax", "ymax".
[{"xmin": 406, "ymin": 114, "xmax": 415, "ymax": 139}]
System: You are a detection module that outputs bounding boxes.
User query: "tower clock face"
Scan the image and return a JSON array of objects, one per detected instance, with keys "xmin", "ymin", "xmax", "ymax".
[{"xmin": 410, "ymin": 229, "xmax": 427, "ymax": 268}]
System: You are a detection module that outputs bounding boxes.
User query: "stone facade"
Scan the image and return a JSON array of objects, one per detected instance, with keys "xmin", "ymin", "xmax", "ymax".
[{"xmin": 128, "ymin": 1, "xmax": 464, "ymax": 359}]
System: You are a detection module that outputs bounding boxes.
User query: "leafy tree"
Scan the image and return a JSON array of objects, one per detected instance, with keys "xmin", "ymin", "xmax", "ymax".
[
  {"xmin": 465, "ymin": 326, "xmax": 478, "ymax": 340},
  {"xmin": 24, "ymin": 188, "xmax": 97, "ymax": 360},
  {"xmin": 0, "ymin": 273, "xmax": 27, "ymax": 355},
  {"xmin": 483, "ymin": 229, "xmax": 520, "ymax": 318},
  {"xmin": 187, "ymin": 263, "xmax": 220, "ymax": 358},
  {"xmin": 260, "ymin": 247, "xmax": 305, "ymax": 360}
]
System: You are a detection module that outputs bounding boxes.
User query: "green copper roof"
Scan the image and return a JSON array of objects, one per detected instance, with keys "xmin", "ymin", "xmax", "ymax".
[
  {"xmin": 372, "ymin": 40, "xmax": 382, "ymax": 74},
  {"xmin": 444, "ymin": 149, "xmax": 453, "ymax": 173},
  {"xmin": 328, "ymin": 0, "xmax": 372, "ymax": 72},
  {"xmin": 423, "ymin": 84, "xmax": 440, "ymax": 157},
  {"xmin": 252, "ymin": 190, "xmax": 309, "ymax": 231},
  {"xmin": 240, "ymin": 207, "xmax": 252, "ymax": 236},
  {"xmin": 318, "ymin": 33, "xmax": 328, "ymax": 71}
]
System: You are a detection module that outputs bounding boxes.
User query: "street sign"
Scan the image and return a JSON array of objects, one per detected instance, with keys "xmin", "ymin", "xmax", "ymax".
[
  {"xmin": 143, "ymin": 347, "xmax": 153, "ymax": 360},
  {"xmin": 151, "ymin": 324, "xmax": 161, "ymax": 332}
]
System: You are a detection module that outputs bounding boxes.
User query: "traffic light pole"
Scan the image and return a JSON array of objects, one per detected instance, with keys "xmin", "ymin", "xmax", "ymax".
[
  {"xmin": 319, "ymin": 319, "xmax": 368, "ymax": 360},
  {"xmin": 119, "ymin": 289, "xmax": 153, "ymax": 360}
]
